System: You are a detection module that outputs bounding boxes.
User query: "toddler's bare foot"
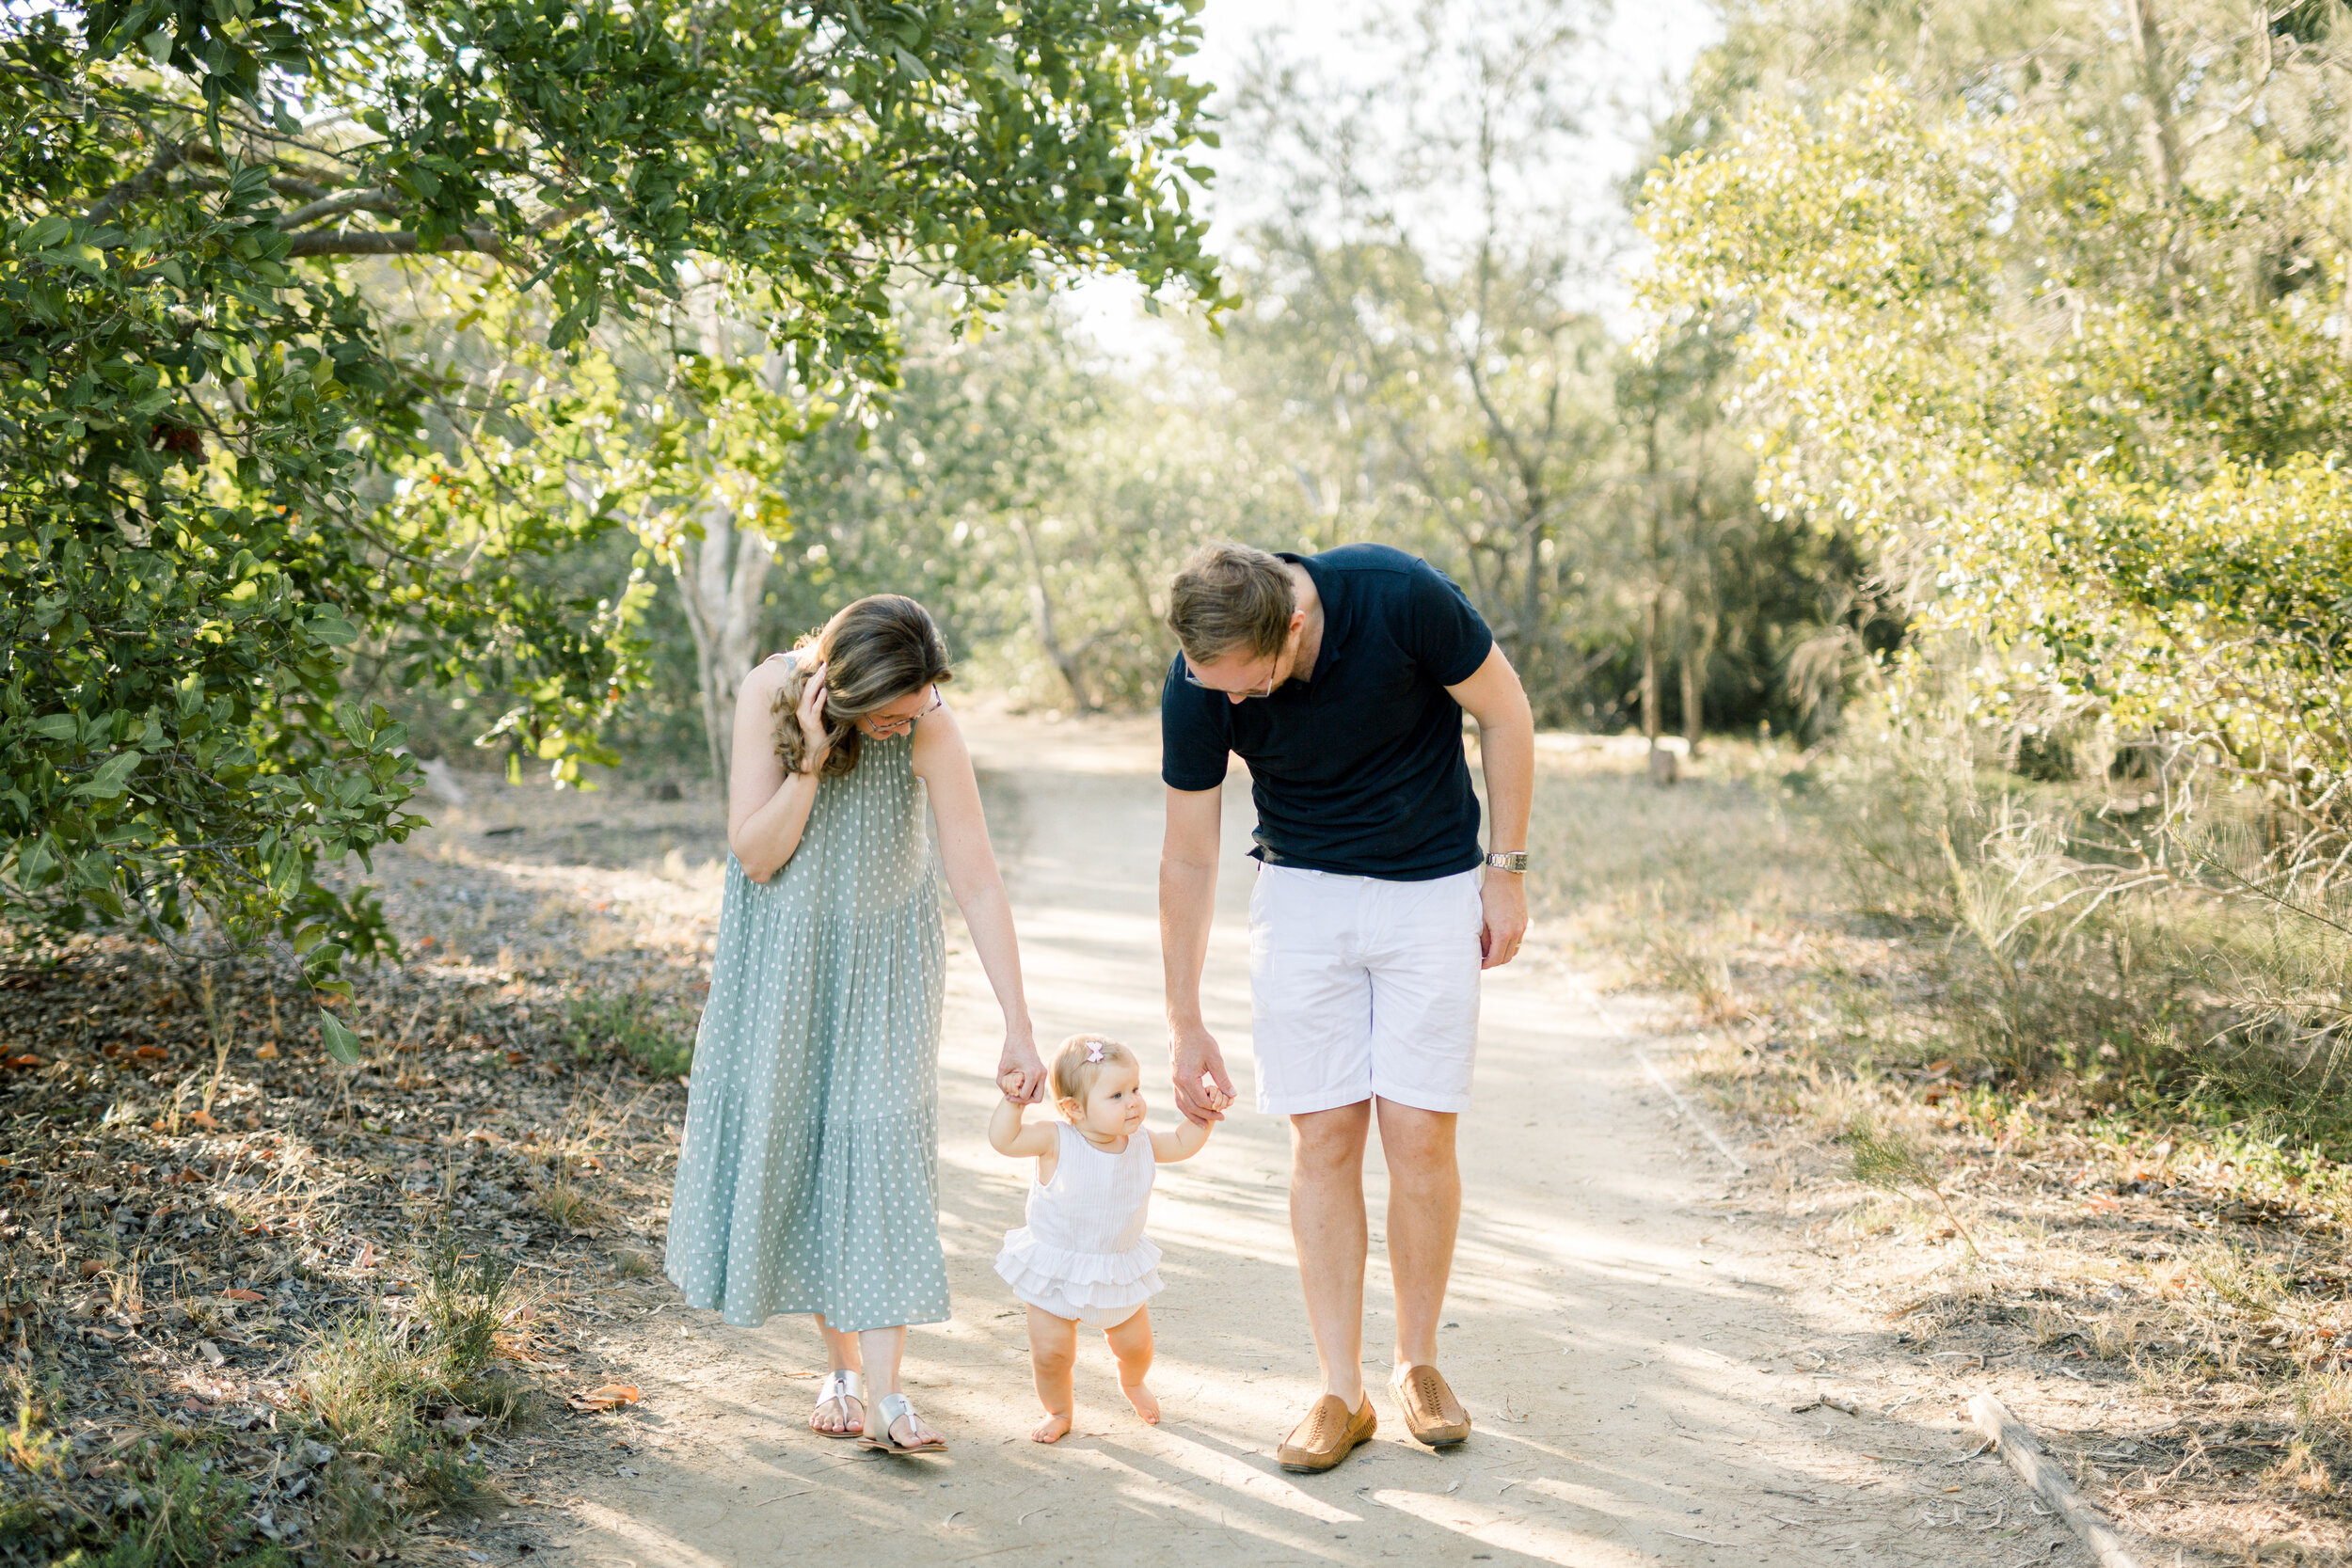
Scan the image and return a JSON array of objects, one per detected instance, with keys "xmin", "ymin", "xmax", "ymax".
[
  {"xmin": 1121, "ymin": 1381, "xmax": 1160, "ymax": 1424},
  {"xmin": 1030, "ymin": 1411, "xmax": 1073, "ymax": 1444}
]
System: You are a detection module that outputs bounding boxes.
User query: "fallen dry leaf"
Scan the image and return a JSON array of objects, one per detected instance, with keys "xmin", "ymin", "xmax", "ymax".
[
  {"xmin": 6, "ymin": 1054, "xmax": 43, "ymax": 1069},
  {"xmin": 353, "ymin": 1242, "xmax": 377, "ymax": 1270},
  {"xmin": 565, "ymin": 1384, "xmax": 642, "ymax": 1413},
  {"xmin": 134, "ymin": 1045, "xmax": 167, "ymax": 1061},
  {"xmin": 225, "ymin": 1289, "xmax": 265, "ymax": 1303},
  {"xmin": 190, "ymin": 1110, "xmax": 220, "ymax": 1131}
]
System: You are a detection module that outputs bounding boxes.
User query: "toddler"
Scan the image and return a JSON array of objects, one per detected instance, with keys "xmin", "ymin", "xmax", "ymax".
[{"xmin": 990, "ymin": 1033, "xmax": 1210, "ymax": 1443}]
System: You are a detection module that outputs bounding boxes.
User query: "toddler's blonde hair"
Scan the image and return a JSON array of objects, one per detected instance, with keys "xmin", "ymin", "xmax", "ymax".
[{"xmin": 1049, "ymin": 1034, "xmax": 1136, "ymax": 1119}]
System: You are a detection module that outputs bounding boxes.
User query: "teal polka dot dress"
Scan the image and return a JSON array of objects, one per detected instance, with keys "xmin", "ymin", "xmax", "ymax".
[{"xmin": 664, "ymin": 723, "xmax": 948, "ymax": 1333}]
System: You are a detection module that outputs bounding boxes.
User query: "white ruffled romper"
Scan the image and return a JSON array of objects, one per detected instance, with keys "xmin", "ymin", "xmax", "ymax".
[{"xmin": 994, "ymin": 1122, "xmax": 1164, "ymax": 1328}]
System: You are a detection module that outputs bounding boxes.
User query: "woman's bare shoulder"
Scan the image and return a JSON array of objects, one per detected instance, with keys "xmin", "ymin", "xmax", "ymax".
[
  {"xmin": 907, "ymin": 693, "xmax": 970, "ymax": 776},
  {"xmin": 741, "ymin": 651, "xmax": 798, "ymax": 699}
]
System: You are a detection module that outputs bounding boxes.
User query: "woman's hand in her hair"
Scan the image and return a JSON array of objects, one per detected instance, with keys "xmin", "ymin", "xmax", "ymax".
[{"xmin": 793, "ymin": 660, "xmax": 833, "ymax": 774}]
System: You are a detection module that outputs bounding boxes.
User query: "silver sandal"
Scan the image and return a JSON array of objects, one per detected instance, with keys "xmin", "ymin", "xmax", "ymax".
[
  {"xmin": 809, "ymin": 1369, "xmax": 865, "ymax": 1439},
  {"xmin": 859, "ymin": 1389, "xmax": 946, "ymax": 1453}
]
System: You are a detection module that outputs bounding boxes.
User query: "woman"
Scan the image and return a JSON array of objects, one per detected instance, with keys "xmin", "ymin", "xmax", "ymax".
[{"xmin": 664, "ymin": 594, "xmax": 1045, "ymax": 1453}]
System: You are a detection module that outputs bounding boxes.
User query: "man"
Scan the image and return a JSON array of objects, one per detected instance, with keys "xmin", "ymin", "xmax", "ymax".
[{"xmin": 1157, "ymin": 540, "xmax": 1534, "ymax": 1473}]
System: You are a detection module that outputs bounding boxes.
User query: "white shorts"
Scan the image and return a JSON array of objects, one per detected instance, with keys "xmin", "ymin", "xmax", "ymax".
[{"xmin": 1248, "ymin": 863, "xmax": 1484, "ymax": 1116}]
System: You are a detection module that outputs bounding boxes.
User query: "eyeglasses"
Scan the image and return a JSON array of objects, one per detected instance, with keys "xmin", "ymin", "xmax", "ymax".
[
  {"xmin": 862, "ymin": 686, "xmax": 944, "ymax": 736},
  {"xmin": 1182, "ymin": 663, "xmax": 1277, "ymax": 700}
]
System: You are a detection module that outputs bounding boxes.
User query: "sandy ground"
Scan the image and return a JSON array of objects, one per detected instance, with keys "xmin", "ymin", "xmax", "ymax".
[{"xmin": 530, "ymin": 713, "xmax": 2096, "ymax": 1567}]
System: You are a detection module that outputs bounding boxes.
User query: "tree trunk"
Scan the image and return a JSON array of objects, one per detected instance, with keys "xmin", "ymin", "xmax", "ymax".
[
  {"xmin": 2127, "ymin": 0, "xmax": 2184, "ymax": 203},
  {"xmin": 1010, "ymin": 515, "xmax": 1092, "ymax": 712},
  {"xmin": 1682, "ymin": 427, "xmax": 1717, "ymax": 760},
  {"xmin": 1641, "ymin": 408, "xmax": 1665, "ymax": 748},
  {"xmin": 671, "ymin": 498, "xmax": 775, "ymax": 783},
  {"xmin": 1641, "ymin": 591, "xmax": 1662, "ymax": 746},
  {"xmin": 1682, "ymin": 610, "xmax": 1716, "ymax": 759},
  {"xmin": 2128, "ymin": 0, "xmax": 2185, "ymax": 293}
]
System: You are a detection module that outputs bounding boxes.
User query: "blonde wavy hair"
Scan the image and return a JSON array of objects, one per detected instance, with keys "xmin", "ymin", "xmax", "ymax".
[{"xmin": 774, "ymin": 594, "xmax": 953, "ymax": 778}]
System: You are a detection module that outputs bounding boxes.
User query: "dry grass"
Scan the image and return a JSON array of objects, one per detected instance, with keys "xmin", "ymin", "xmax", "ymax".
[
  {"xmin": 1532, "ymin": 736, "xmax": 2352, "ymax": 1562},
  {"xmin": 0, "ymin": 766, "xmax": 719, "ymax": 1564}
]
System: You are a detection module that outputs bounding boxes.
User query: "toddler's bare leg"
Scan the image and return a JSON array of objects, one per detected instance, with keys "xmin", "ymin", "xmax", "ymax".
[
  {"xmin": 1026, "ymin": 1307, "xmax": 1078, "ymax": 1443},
  {"xmin": 1104, "ymin": 1306, "xmax": 1158, "ymax": 1424}
]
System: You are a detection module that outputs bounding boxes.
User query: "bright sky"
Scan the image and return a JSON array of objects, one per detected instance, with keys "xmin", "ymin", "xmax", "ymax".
[{"xmin": 1064, "ymin": 0, "xmax": 1723, "ymax": 362}]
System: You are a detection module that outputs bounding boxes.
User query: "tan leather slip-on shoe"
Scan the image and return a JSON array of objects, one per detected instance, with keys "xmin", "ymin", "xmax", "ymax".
[
  {"xmin": 1391, "ymin": 1363, "xmax": 1471, "ymax": 1446},
  {"xmin": 1277, "ymin": 1393, "xmax": 1378, "ymax": 1473}
]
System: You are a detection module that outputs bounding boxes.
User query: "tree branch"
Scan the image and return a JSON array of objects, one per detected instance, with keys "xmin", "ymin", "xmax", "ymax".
[
  {"xmin": 280, "ymin": 188, "xmax": 402, "ymax": 230},
  {"xmin": 85, "ymin": 144, "xmax": 187, "ymax": 226},
  {"xmin": 285, "ymin": 228, "xmax": 505, "ymax": 259}
]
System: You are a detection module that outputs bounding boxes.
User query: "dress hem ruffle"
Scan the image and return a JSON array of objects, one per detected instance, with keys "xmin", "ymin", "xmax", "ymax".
[
  {"xmin": 666, "ymin": 1268, "xmax": 952, "ymax": 1334},
  {"xmin": 993, "ymin": 1229, "xmax": 1164, "ymax": 1309}
]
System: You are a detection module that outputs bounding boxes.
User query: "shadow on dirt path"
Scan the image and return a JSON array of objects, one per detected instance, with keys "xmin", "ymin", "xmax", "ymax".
[{"xmin": 527, "ymin": 714, "xmax": 2095, "ymax": 1567}]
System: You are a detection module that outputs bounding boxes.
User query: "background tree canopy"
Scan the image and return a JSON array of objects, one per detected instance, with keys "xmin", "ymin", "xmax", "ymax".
[
  {"xmin": 0, "ymin": 0, "xmax": 1223, "ymax": 1030},
  {"xmin": 507, "ymin": 0, "xmax": 1890, "ymax": 763},
  {"xmin": 36, "ymin": 0, "xmax": 2352, "ymax": 1044},
  {"xmin": 1644, "ymin": 0, "xmax": 2352, "ymax": 881}
]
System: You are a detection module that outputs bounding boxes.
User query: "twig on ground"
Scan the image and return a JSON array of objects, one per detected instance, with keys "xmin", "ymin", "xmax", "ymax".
[{"xmin": 1969, "ymin": 1393, "xmax": 2142, "ymax": 1568}]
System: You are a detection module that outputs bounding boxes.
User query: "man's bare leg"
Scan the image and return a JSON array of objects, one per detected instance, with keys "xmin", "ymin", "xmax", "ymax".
[
  {"xmin": 1290, "ymin": 1101, "xmax": 1374, "ymax": 1405},
  {"xmin": 1376, "ymin": 1101, "xmax": 1461, "ymax": 1370}
]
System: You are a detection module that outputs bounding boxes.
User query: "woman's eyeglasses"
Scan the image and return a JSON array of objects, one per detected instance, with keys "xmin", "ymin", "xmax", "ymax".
[
  {"xmin": 861, "ymin": 686, "xmax": 944, "ymax": 737},
  {"xmin": 1182, "ymin": 664, "xmax": 1277, "ymax": 699}
]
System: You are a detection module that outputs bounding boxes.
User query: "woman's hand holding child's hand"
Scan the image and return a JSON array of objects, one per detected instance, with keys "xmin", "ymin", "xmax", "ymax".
[{"xmin": 996, "ymin": 1065, "xmax": 1030, "ymax": 1101}]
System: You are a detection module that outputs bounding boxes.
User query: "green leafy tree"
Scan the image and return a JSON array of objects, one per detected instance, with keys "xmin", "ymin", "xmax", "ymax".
[
  {"xmin": 1642, "ymin": 52, "xmax": 2352, "ymax": 866},
  {"xmin": 0, "ymin": 0, "xmax": 1224, "ymax": 1026}
]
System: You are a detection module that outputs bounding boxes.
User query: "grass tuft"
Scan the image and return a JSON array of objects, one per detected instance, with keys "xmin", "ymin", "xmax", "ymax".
[
  {"xmin": 288, "ymin": 1231, "xmax": 532, "ymax": 1552},
  {"xmin": 562, "ymin": 990, "xmax": 691, "ymax": 1078}
]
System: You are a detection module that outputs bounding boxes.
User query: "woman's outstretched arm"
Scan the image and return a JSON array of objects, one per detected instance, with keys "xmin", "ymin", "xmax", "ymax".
[
  {"xmin": 727, "ymin": 656, "xmax": 828, "ymax": 882},
  {"xmin": 913, "ymin": 704, "xmax": 1046, "ymax": 1103}
]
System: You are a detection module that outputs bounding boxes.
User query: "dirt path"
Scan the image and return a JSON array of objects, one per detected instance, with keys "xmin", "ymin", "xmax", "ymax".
[{"xmin": 534, "ymin": 715, "xmax": 2086, "ymax": 1567}]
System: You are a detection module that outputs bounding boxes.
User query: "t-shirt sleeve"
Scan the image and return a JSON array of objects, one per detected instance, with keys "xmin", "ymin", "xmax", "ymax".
[
  {"xmin": 1160, "ymin": 653, "xmax": 1232, "ymax": 791},
  {"xmin": 1403, "ymin": 559, "xmax": 1495, "ymax": 686}
]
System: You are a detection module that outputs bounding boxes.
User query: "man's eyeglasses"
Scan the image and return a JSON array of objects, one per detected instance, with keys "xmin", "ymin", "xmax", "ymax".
[
  {"xmin": 863, "ymin": 686, "xmax": 944, "ymax": 736},
  {"xmin": 1182, "ymin": 663, "xmax": 1277, "ymax": 700}
]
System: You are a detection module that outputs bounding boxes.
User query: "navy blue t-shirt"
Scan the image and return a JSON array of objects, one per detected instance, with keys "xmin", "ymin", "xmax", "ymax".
[{"xmin": 1160, "ymin": 545, "xmax": 1494, "ymax": 881}]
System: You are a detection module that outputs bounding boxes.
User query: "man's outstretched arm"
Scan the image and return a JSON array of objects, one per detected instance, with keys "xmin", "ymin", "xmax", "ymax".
[
  {"xmin": 1449, "ymin": 645, "xmax": 1535, "ymax": 969},
  {"xmin": 1161, "ymin": 784, "xmax": 1235, "ymax": 1124}
]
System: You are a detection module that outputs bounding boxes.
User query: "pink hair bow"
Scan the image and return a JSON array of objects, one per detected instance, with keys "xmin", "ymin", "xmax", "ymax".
[{"xmin": 1085, "ymin": 1042, "xmax": 1104, "ymax": 1063}]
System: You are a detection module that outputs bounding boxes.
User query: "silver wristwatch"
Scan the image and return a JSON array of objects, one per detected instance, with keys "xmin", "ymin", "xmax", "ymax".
[{"xmin": 1484, "ymin": 850, "xmax": 1529, "ymax": 874}]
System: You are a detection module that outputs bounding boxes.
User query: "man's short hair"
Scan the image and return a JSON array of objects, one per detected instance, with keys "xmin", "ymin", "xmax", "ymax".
[{"xmin": 1167, "ymin": 542, "xmax": 1295, "ymax": 663}]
